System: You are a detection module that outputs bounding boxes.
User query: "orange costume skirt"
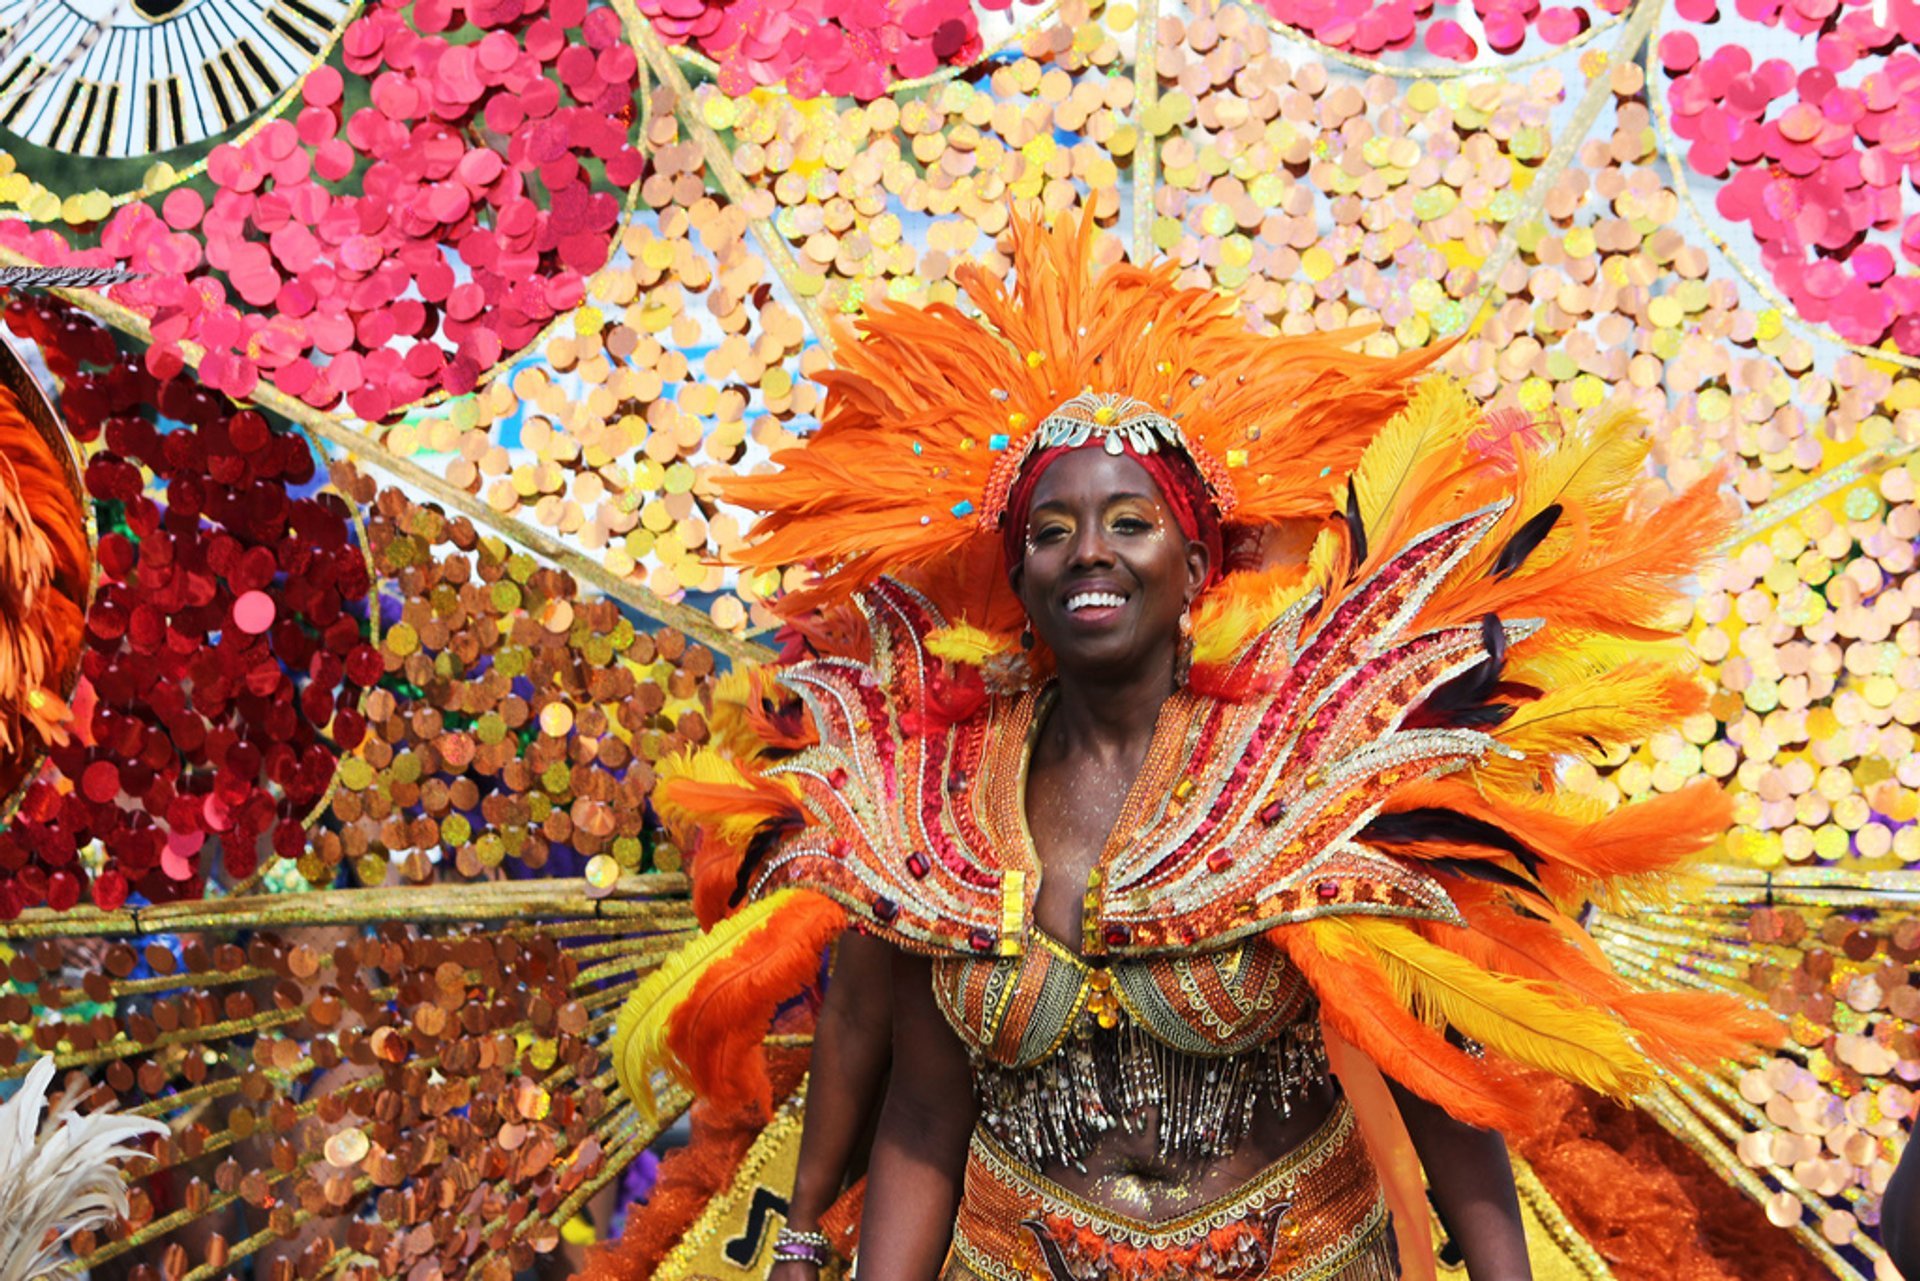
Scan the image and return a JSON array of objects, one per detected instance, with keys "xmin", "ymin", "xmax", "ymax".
[{"xmin": 942, "ymin": 1100, "xmax": 1398, "ymax": 1281}]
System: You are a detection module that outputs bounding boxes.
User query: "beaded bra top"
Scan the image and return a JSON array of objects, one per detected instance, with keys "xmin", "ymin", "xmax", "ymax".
[{"xmin": 931, "ymin": 928, "xmax": 1310, "ymax": 1067}]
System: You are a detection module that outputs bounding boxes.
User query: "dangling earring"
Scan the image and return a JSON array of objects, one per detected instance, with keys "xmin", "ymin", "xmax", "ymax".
[
  {"xmin": 1175, "ymin": 607, "xmax": 1194, "ymax": 688},
  {"xmin": 1020, "ymin": 626, "xmax": 1035, "ymax": 651}
]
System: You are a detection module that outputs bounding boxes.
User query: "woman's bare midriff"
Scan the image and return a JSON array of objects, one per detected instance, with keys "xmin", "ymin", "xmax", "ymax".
[{"xmin": 1020, "ymin": 1073, "xmax": 1344, "ymax": 1220}]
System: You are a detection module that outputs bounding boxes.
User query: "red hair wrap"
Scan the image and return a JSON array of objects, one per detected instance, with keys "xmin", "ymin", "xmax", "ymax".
[{"xmin": 1000, "ymin": 443, "xmax": 1225, "ymax": 586}]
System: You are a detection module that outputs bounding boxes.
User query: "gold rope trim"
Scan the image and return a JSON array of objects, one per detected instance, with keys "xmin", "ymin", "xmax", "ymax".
[
  {"xmin": 1451, "ymin": 0, "xmax": 1666, "ymax": 337},
  {"xmin": 615, "ymin": 0, "xmax": 836, "ymax": 354},
  {"xmin": 1511, "ymin": 1157, "xmax": 1615, "ymax": 1279},
  {"xmin": 1133, "ymin": 0, "xmax": 1162, "ymax": 263},
  {"xmin": 0, "ymin": 873, "xmax": 693, "ymax": 939}
]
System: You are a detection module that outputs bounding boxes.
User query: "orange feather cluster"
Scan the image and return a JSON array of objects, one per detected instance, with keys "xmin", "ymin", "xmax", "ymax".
[
  {"xmin": 0, "ymin": 381, "xmax": 87, "ymax": 796},
  {"xmin": 721, "ymin": 206, "xmax": 1439, "ymax": 617}
]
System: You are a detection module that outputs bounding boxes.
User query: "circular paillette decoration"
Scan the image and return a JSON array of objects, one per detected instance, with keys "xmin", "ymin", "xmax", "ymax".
[
  {"xmin": 0, "ymin": 294, "xmax": 371, "ymax": 917},
  {"xmin": 0, "ymin": 0, "xmax": 644, "ymax": 420}
]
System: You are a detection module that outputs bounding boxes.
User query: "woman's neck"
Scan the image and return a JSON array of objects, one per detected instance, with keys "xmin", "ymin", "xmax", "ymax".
[{"xmin": 1043, "ymin": 656, "xmax": 1178, "ymax": 764}]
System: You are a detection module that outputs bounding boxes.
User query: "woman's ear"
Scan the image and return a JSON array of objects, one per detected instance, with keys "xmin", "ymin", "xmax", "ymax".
[{"xmin": 1184, "ymin": 539, "xmax": 1211, "ymax": 602}]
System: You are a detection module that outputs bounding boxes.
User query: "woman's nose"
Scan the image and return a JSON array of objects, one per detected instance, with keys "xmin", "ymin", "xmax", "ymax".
[{"xmin": 1068, "ymin": 523, "xmax": 1115, "ymax": 566}]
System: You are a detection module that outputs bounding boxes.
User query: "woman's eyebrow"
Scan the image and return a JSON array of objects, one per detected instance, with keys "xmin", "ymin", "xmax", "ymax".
[{"xmin": 1030, "ymin": 491, "xmax": 1159, "ymax": 514}]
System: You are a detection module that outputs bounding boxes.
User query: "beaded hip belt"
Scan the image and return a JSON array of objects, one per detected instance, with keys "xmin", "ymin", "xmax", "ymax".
[{"xmin": 947, "ymin": 1100, "xmax": 1398, "ymax": 1281}]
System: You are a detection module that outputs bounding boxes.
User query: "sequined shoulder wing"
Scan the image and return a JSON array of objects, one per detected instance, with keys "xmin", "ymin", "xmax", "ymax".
[
  {"xmin": 1091, "ymin": 506, "xmax": 1529, "ymax": 953},
  {"xmin": 749, "ymin": 578, "xmax": 1029, "ymax": 956}
]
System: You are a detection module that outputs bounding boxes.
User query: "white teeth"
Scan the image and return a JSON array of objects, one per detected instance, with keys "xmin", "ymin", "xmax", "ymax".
[{"xmin": 1066, "ymin": 591, "xmax": 1127, "ymax": 612}]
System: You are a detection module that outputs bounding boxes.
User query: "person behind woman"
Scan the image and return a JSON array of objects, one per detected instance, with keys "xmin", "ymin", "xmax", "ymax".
[{"xmin": 614, "ymin": 207, "xmax": 1775, "ymax": 1280}]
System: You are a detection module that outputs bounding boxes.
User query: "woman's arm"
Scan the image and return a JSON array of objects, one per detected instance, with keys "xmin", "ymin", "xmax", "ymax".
[
  {"xmin": 772, "ymin": 929, "xmax": 894, "ymax": 1279},
  {"xmin": 1389, "ymin": 1079, "xmax": 1533, "ymax": 1281},
  {"xmin": 1881, "ymin": 1127, "xmax": 1920, "ymax": 1275},
  {"xmin": 854, "ymin": 949, "xmax": 980, "ymax": 1280}
]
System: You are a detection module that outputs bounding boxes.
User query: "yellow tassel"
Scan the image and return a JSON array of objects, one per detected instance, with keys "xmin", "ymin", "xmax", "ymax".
[
  {"xmin": 1313, "ymin": 915, "xmax": 1653, "ymax": 1100},
  {"xmin": 611, "ymin": 889, "xmax": 804, "ymax": 1124}
]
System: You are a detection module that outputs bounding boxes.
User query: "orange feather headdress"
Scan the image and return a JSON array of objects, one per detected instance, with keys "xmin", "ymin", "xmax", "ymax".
[{"xmin": 721, "ymin": 206, "xmax": 1441, "ymax": 620}]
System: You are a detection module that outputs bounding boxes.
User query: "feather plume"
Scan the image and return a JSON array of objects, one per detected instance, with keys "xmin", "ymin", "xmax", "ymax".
[
  {"xmin": 1432, "ymin": 891, "xmax": 1779, "ymax": 1070},
  {"xmin": 1383, "ymin": 777, "xmax": 1732, "ymax": 899},
  {"xmin": 0, "ymin": 1055, "xmax": 164, "ymax": 1281},
  {"xmin": 1348, "ymin": 375, "xmax": 1478, "ymax": 540},
  {"xmin": 654, "ymin": 748, "xmax": 805, "ymax": 853},
  {"xmin": 613, "ymin": 890, "xmax": 843, "ymax": 1124},
  {"xmin": 926, "ymin": 623, "xmax": 1018, "ymax": 668},
  {"xmin": 1327, "ymin": 915, "xmax": 1654, "ymax": 1100},
  {"xmin": 666, "ymin": 891, "xmax": 846, "ymax": 1122},
  {"xmin": 1480, "ymin": 660, "xmax": 1706, "ymax": 785},
  {"xmin": 0, "ymin": 386, "xmax": 87, "ymax": 790},
  {"xmin": 1276, "ymin": 920, "xmax": 1532, "ymax": 1131}
]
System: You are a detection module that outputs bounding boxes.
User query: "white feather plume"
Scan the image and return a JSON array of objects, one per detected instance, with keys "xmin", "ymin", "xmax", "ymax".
[{"xmin": 0, "ymin": 1055, "xmax": 165, "ymax": 1281}]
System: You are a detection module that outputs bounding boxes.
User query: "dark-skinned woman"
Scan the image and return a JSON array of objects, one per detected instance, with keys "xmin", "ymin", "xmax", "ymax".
[{"xmin": 611, "ymin": 207, "xmax": 1775, "ymax": 1281}]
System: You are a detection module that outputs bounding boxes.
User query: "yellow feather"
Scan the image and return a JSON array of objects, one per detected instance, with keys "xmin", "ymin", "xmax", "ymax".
[
  {"xmin": 1476, "ymin": 660, "xmax": 1702, "ymax": 791},
  {"xmin": 927, "ymin": 622, "xmax": 1017, "ymax": 667},
  {"xmin": 1349, "ymin": 377, "xmax": 1478, "ymax": 533},
  {"xmin": 704, "ymin": 669, "xmax": 761, "ymax": 756},
  {"xmin": 1320, "ymin": 915, "xmax": 1654, "ymax": 1099},
  {"xmin": 654, "ymin": 747, "xmax": 802, "ymax": 849},
  {"xmin": 1190, "ymin": 559, "xmax": 1319, "ymax": 665},
  {"xmin": 611, "ymin": 889, "xmax": 802, "ymax": 1124}
]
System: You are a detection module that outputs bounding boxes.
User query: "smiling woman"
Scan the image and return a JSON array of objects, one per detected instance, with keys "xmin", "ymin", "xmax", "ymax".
[{"xmin": 609, "ymin": 206, "xmax": 1778, "ymax": 1281}]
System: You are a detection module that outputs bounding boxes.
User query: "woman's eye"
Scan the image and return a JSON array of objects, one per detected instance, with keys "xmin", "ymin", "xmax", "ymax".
[
  {"xmin": 1031, "ymin": 524, "xmax": 1068, "ymax": 544},
  {"xmin": 1112, "ymin": 517, "xmax": 1151, "ymax": 534}
]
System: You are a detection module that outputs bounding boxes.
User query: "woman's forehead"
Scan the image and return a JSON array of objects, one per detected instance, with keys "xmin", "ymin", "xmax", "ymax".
[{"xmin": 1027, "ymin": 449, "xmax": 1166, "ymax": 508}]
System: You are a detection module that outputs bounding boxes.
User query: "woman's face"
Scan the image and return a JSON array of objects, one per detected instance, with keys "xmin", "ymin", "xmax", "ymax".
[{"xmin": 1013, "ymin": 449, "xmax": 1210, "ymax": 681}]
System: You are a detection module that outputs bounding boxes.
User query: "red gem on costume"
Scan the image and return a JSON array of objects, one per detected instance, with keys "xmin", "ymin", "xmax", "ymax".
[
  {"xmin": 1316, "ymin": 880, "xmax": 1341, "ymax": 900},
  {"xmin": 906, "ymin": 851, "xmax": 930, "ymax": 878},
  {"xmin": 829, "ymin": 767, "xmax": 849, "ymax": 788},
  {"xmin": 1257, "ymin": 799, "xmax": 1287, "ymax": 825},
  {"xmin": 968, "ymin": 928, "xmax": 995, "ymax": 952},
  {"xmin": 1103, "ymin": 924, "xmax": 1130, "ymax": 947},
  {"xmin": 1207, "ymin": 849, "xmax": 1233, "ymax": 873},
  {"xmin": 873, "ymin": 897, "xmax": 898, "ymax": 922}
]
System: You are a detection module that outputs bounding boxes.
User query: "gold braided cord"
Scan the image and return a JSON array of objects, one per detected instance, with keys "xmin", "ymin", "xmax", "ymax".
[
  {"xmin": 1253, "ymin": 0, "xmax": 1626, "ymax": 80},
  {"xmin": 1654, "ymin": 1077, "xmax": 1893, "ymax": 1277},
  {"xmin": 0, "ymin": 246, "xmax": 772, "ymax": 665},
  {"xmin": 1690, "ymin": 863, "xmax": 1920, "ymax": 906},
  {"xmin": 1724, "ymin": 438, "xmax": 1920, "ymax": 554},
  {"xmin": 616, "ymin": 1, "xmax": 837, "ymax": 353},
  {"xmin": 2, "ymin": 1004, "xmax": 308, "ymax": 1080},
  {"xmin": 1511, "ymin": 1158, "xmax": 1615, "ymax": 1279},
  {"xmin": 1133, "ymin": 0, "xmax": 1162, "ymax": 262},
  {"xmin": 1451, "ymin": 0, "xmax": 1665, "ymax": 338},
  {"xmin": 0, "ymin": 874, "xmax": 694, "ymax": 939},
  {"xmin": 1641, "ymin": 33, "xmax": 1920, "ymax": 375}
]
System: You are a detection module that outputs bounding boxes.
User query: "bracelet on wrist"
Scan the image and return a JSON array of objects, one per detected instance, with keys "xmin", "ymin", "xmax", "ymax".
[{"xmin": 772, "ymin": 1227, "xmax": 833, "ymax": 1266}]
